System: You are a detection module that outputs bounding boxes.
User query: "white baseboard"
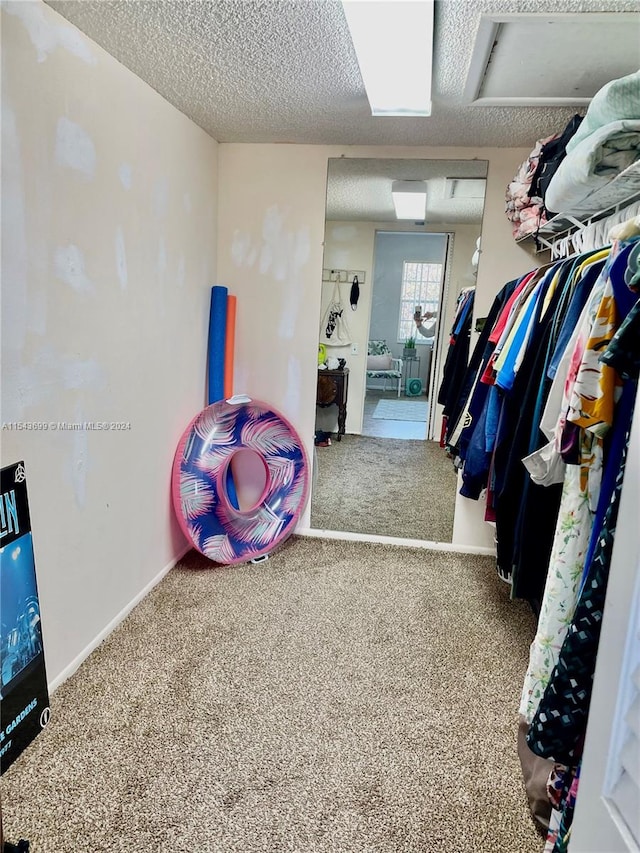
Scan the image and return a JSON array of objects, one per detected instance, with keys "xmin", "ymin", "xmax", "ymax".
[
  {"xmin": 48, "ymin": 545, "xmax": 192, "ymax": 693},
  {"xmin": 296, "ymin": 527, "xmax": 496, "ymax": 556}
]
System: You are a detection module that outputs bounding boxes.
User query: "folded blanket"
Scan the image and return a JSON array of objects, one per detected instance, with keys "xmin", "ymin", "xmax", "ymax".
[
  {"xmin": 566, "ymin": 70, "xmax": 640, "ymax": 154},
  {"xmin": 545, "ymin": 119, "xmax": 640, "ymax": 215}
]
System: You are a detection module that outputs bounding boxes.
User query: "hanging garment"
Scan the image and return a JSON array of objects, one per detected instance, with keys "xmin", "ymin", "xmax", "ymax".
[
  {"xmin": 455, "ymin": 270, "xmax": 551, "ymax": 499},
  {"xmin": 512, "ymin": 242, "xmax": 638, "ymax": 834},
  {"xmin": 600, "ymin": 294, "xmax": 640, "ymax": 381},
  {"xmin": 480, "ymin": 271, "xmax": 540, "ymax": 385},
  {"xmin": 446, "ymin": 279, "xmax": 519, "ymax": 454},
  {"xmin": 521, "ymin": 254, "xmax": 608, "ymax": 491},
  {"xmin": 490, "ymin": 269, "xmax": 566, "ymax": 580},
  {"xmin": 518, "ymin": 464, "xmax": 594, "ymax": 724},
  {"xmin": 517, "ymin": 715, "xmax": 555, "ymax": 831},
  {"xmin": 527, "ymin": 253, "xmax": 640, "ymax": 853},
  {"xmin": 349, "ymin": 276, "xmax": 360, "ymax": 310},
  {"xmin": 527, "ymin": 267, "xmax": 640, "ymax": 765},
  {"xmin": 508, "ymin": 260, "xmax": 588, "ymax": 606},
  {"xmin": 543, "ymin": 763, "xmax": 581, "ymax": 853},
  {"xmin": 512, "ymin": 253, "xmax": 604, "ymax": 604},
  {"xmin": 522, "ymin": 253, "xmax": 639, "ymax": 850},
  {"xmin": 513, "ymin": 243, "xmax": 632, "ymax": 608},
  {"xmin": 576, "ymin": 302, "xmax": 640, "ymax": 592},
  {"xmin": 320, "ymin": 281, "xmax": 351, "ymax": 346},
  {"xmin": 436, "ymin": 289, "xmax": 475, "ymax": 418},
  {"xmin": 527, "ymin": 409, "xmax": 634, "ymax": 763},
  {"xmin": 518, "ymin": 248, "xmax": 630, "ymax": 724}
]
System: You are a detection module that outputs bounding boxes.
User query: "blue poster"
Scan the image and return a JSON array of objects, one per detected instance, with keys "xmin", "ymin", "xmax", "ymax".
[{"xmin": 0, "ymin": 461, "xmax": 50, "ymax": 774}]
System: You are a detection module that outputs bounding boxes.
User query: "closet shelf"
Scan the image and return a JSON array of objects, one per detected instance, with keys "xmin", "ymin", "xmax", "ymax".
[{"xmin": 517, "ymin": 161, "xmax": 640, "ymax": 253}]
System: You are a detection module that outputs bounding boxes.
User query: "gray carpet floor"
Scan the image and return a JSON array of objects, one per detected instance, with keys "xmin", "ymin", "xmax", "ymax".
[
  {"xmin": 1, "ymin": 537, "xmax": 541, "ymax": 853},
  {"xmin": 311, "ymin": 436, "xmax": 458, "ymax": 542}
]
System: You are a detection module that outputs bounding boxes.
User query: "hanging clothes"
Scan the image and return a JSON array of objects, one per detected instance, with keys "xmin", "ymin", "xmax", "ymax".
[
  {"xmin": 519, "ymin": 239, "xmax": 637, "ymax": 724},
  {"xmin": 529, "ymin": 407, "xmax": 634, "ymax": 850},
  {"xmin": 445, "ymin": 278, "xmax": 519, "ymax": 457},
  {"xmin": 522, "ymin": 239, "xmax": 639, "ymax": 848},
  {"xmin": 436, "ymin": 288, "xmax": 475, "ymax": 423},
  {"xmin": 527, "ymin": 383, "xmax": 637, "ymax": 763},
  {"xmin": 488, "ymin": 266, "xmax": 567, "ymax": 580},
  {"xmin": 443, "ymin": 233, "xmax": 639, "ymax": 838},
  {"xmin": 511, "ymin": 255, "xmax": 607, "ymax": 609}
]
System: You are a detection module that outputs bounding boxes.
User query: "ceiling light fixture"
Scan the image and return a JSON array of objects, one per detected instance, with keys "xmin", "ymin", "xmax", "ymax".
[
  {"xmin": 392, "ymin": 181, "xmax": 427, "ymax": 220},
  {"xmin": 341, "ymin": 0, "xmax": 434, "ymax": 116}
]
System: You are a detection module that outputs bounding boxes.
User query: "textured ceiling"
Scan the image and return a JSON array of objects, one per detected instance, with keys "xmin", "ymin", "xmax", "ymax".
[
  {"xmin": 46, "ymin": 0, "xmax": 640, "ymax": 147},
  {"xmin": 325, "ymin": 158, "xmax": 488, "ymax": 223}
]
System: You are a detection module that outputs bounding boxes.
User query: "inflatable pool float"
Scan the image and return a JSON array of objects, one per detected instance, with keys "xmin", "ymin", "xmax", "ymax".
[{"xmin": 172, "ymin": 396, "xmax": 309, "ymax": 565}]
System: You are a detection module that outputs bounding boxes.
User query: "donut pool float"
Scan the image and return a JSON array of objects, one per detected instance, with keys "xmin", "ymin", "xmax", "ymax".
[{"xmin": 172, "ymin": 396, "xmax": 310, "ymax": 565}]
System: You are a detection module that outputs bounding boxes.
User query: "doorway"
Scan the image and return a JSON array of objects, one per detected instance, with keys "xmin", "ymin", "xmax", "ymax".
[{"xmin": 363, "ymin": 230, "xmax": 449, "ymax": 441}]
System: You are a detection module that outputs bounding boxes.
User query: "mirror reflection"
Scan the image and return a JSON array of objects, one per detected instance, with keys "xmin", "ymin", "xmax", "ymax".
[{"xmin": 311, "ymin": 158, "xmax": 488, "ymax": 543}]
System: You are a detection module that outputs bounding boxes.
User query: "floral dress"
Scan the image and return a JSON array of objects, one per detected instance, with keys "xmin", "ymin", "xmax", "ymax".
[{"xmin": 518, "ymin": 464, "xmax": 593, "ymax": 723}]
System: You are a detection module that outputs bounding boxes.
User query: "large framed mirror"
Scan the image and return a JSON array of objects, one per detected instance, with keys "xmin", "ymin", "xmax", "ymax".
[{"xmin": 310, "ymin": 158, "xmax": 488, "ymax": 543}]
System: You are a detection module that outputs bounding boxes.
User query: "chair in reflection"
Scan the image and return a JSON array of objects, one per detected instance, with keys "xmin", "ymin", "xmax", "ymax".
[{"xmin": 366, "ymin": 340, "xmax": 403, "ymax": 397}]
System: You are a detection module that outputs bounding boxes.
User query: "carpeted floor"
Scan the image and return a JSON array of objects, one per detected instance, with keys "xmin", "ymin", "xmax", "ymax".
[
  {"xmin": 0, "ymin": 538, "xmax": 541, "ymax": 853},
  {"xmin": 372, "ymin": 399, "xmax": 429, "ymax": 422},
  {"xmin": 311, "ymin": 435, "xmax": 458, "ymax": 542}
]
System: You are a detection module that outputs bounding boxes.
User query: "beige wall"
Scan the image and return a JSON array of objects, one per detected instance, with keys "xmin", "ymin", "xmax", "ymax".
[
  {"xmin": 1, "ymin": 2, "xmax": 219, "ymax": 686},
  {"xmin": 319, "ymin": 221, "xmax": 481, "ymax": 435},
  {"xmin": 319, "ymin": 222, "xmax": 375, "ymax": 434},
  {"xmin": 2, "ymin": 1, "xmax": 544, "ymax": 692},
  {"xmin": 217, "ymin": 143, "xmax": 540, "ymax": 536}
]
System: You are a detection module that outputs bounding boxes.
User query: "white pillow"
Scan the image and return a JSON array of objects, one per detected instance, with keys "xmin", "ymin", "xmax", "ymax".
[{"xmin": 367, "ymin": 354, "xmax": 392, "ymax": 370}]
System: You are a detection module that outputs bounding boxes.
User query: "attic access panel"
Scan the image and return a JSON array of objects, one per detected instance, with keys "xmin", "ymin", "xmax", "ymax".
[
  {"xmin": 464, "ymin": 13, "xmax": 640, "ymax": 106},
  {"xmin": 443, "ymin": 178, "xmax": 486, "ymax": 200}
]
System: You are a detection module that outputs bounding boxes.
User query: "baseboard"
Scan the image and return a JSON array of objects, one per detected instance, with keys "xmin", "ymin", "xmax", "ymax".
[
  {"xmin": 295, "ymin": 527, "xmax": 496, "ymax": 556},
  {"xmin": 48, "ymin": 544, "xmax": 192, "ymax": 693}
]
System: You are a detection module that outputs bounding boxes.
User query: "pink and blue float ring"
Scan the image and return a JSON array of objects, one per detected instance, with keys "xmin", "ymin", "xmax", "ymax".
[{"xmin": 171, "ymin": 396, "xmax": 310, "ymax": 565}]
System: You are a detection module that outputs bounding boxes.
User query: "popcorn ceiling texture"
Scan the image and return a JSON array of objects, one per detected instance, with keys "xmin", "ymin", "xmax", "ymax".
[
  {"xmin": 46, "ymin": 0, "xmax": 639, "ymax": 147},
  {"xmin": 325, "ymin": 158, "xmax": 488, "ymax": 223}
]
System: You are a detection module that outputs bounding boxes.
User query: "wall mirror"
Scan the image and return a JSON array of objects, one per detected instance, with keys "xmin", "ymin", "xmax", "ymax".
[{"xmin": 310, "ymin": 157, "xmax": 488, "ymax": 544}]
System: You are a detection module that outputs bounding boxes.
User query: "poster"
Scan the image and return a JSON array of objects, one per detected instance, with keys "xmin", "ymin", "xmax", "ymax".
[{"xmin": 0, "ymin": 461, "xmax": 50, "ymax": 774}]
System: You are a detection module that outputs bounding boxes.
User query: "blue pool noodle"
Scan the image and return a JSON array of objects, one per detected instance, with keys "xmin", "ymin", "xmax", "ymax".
[
  {"xmin": 208, "ymin": 285, "xmax": 228, "ymax": 405},
  {"xmin": 208, "ymin": 285, "xmax": 237, "ymax": 507}
]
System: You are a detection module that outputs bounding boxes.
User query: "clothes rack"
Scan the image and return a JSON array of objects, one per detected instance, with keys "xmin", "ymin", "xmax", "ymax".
[{"xmin": 438, "ymin": 235, "xmax": 639, "ymax": 853}]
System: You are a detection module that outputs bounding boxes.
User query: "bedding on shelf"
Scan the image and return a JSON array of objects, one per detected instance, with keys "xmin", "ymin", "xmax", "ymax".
[
  {"xmin": 545, "ymin": 70, "xmax": 640, "ymax": 216},
  {"xmin": 545, "ymin": 119, "xmax": 640, "ymax": 215},
  {"xmin": 505, "ymin": 132, "xmax": 558, "ymax": 240},
  {"xmin": 506, "ymin": 71, "xmax": 640, "ymax": 242}
]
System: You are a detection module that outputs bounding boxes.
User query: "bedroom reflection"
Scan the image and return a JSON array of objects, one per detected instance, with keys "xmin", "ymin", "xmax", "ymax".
[{"xmin": 310, "ymin": 158, "xmax": 488, "ymax": 543}]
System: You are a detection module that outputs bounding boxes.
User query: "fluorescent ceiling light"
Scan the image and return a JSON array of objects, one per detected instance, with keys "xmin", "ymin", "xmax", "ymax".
[
  {"xmin": 392, "ymin": 181, "xmax": 427, "ymax": 219},
  {"xmin": 342, "ymin": 1, "xmax": 434, "ymax": 116}
]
